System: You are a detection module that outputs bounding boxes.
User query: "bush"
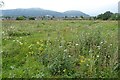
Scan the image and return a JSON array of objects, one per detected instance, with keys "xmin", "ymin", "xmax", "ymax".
[
  {"xmin": 16, "ymin": 16, "xmax": 26, "ymax": 20},
  {"xmin": 29, "ymin": 17, "xmax": 35, "ymax": 20}
]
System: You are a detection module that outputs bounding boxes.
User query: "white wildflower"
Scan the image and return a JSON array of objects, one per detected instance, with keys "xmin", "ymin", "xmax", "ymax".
[
  {"xmin": 19, "ymin": 42, "xmax": 23, "ymax": 45},
  {"xmin": 13, "ymin": 40, "xmax": 15, "ymax": 42},
  {"xmin": 16, "ymin": 40, "xmax": 19, "ymax": 42},
  {"xmin": 86, "ymin": 64, "xmax": 89, "ymax": 66},
  {"xmin": 0, "ymin": 51, "xmax": 3, "ymax": 53},
  {"xmin": 64, "ymin": 49, "xmax": 67, "ymax": 52},
  {"xmin": 76, "ymin": 44, "xmax": 79, "ymax": 46},
  {"xmin": 89, "ymin": 49, "xmax": 92, "ymax": 53},
  {"xmin": 2, "ymin": 31, "xmax": 4, "ymax": 34},
  {"xmin": 68, "ymin": 55, "xmax": 71, "ymax": 57},
  {"xmin": 100, "ymin": 42, "xmax": 103, "ymax": 44},
  {"xmin": 20, "ymin": 37, "xmax": 22, "ymax": 39},
  {"xmin": 97, "ymin": 55, "xmax": 99, "ymax": 58},
  {"xmin": 97, "ymin": 46, "xmax": 100, "ymax": 49},
  {"xmin": 10, "ymin": 66, "xmax": 14, "ymax": 69}
]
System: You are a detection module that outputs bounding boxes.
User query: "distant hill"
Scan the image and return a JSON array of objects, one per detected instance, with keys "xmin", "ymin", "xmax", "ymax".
[
  {"xmin": 2, "ymin": 8, "xmax": 90, "ymax": 17},
  {"xmin": 63, "ymin": 10, "xmax": 89, "ymax": 17}
]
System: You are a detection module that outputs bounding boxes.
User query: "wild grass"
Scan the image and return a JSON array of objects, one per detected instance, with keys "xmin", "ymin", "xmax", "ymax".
[{"xmin": 2, "ymin": 20, "xmax": 118, "ymax": 78}]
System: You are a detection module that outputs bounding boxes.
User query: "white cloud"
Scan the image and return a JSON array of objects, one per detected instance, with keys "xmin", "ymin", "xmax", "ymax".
[{"xmin": 1, "ymin": 0, "xmax": 119, "ymax": 16}]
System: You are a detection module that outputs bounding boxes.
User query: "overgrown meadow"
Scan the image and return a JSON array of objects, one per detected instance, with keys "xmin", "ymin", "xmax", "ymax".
[{"xmin": 2, "ymin": 20, "xmax": 118, "ymax": 78}]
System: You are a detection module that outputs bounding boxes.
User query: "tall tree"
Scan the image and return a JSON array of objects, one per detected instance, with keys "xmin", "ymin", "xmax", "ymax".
[{"xmin": 97, "ymin": 11, "xmax": 113, "ymax": 20}]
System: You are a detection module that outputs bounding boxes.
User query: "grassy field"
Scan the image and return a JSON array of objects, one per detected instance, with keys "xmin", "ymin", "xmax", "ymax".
[{"xmin": 1, "ymin": 20, "xmax": 118, "ymax": 78}]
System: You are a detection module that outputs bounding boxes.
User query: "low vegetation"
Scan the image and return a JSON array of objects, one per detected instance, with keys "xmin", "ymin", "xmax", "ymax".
[{"xmin": 2, "ymin": 20, "xmax": 118, "ymax": 78}]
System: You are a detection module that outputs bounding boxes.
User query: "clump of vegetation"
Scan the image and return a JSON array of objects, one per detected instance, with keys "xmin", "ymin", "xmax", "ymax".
[
  {"xmin": 48, "ymin": 52, "xmax": 75, "ymax": 76},
  {"xmin": 16, "ymin": 16, "xmax": 26, "ymax": 20},
  {"xmin": 8, "ymin": 31, "xmax": 31, "ymax": 36},
  {"xmin": 97, "ymin": 11, "xmax": 119, "ymax": 20},
  {"xmin": 29, "ymin": 17, "xmax": 35, "ymax": 20}
]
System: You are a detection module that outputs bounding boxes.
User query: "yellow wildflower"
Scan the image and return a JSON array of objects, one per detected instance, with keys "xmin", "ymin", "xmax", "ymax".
[
  {"xmin": 80, "ymin": 59, "xmax": 85, "ymax": 63},
  {"xmin": 36, "ymin": 41, "xmax": 40, "ymax": 45}
]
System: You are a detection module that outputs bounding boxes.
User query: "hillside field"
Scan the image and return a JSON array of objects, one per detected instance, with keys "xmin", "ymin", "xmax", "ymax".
[{"xmin": 1, "ymin": 20, "xmax": 118, "ymax": 78}]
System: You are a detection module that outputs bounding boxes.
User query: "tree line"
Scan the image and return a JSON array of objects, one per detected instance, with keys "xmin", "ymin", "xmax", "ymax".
[
  {"xmin": 2, "ymin": 11, "xmax": 120, "ymax": 20},
  {"xmin": 96, "ymin": 11, "xmax": 119, "ymax": 20}
]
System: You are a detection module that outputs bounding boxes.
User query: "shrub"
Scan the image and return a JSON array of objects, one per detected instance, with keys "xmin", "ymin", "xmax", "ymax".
[
  {"xmin": 16, "ymin": 16, "xmax": 26, "ymax": 20},
  {"xmin": 29, "ymin": 17, "xmax": 35, "ymax": 20}
]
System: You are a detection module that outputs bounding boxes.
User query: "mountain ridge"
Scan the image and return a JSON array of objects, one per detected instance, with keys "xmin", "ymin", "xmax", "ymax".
[{"xmin": 2, "ymin": 8, "xmax": 90, "ymax": 17}]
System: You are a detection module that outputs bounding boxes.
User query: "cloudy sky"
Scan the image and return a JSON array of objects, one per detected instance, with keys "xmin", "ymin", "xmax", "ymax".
[{"xmin": 1, "ymin": 0, "xmax": 119, "ymax": 16}]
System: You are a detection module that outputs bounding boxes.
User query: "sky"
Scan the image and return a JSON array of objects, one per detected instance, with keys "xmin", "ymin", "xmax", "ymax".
[{"xmin": 1, "ymin": 0, "xmax": 119, "ymax": 16}]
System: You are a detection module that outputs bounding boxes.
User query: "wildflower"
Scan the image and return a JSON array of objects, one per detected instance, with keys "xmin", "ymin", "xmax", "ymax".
[
  {"xmin": 79, "ymin": 55, "xmax": 86, "ymax": 63},
  {"xmin": 10, "ymin": 66, "xmax": 14, "ymax": 69},
  {"xmin": 64, "ymin": 49, "xmax": 67, "ymax": 52},
  {"xmin": 89, "ymin": 49, "xmax": 92, "ymax": 53},
  {"xmin": 0, "ymin": 51, "xmax": 3, "ymax": 53},
  {"xmin": 97, "ymin": 46, "xmax": 100, "ymax": 49},
  {"xmin": 13, "ymin": 40, "xmax": 15, "ymax": 42},
  {"xmin": 97, "ymin": 55, "xmax": 99, "ymax": 58},
  {"xmin": 19, "ymin": 42, "xmax": 23, "ymax": 45},
  {"xmin": 68, "ymin": 55, "xmax": 71, "ymax": 57},
  {"xmin": 86, "ymin": 64, "xmax": 89, "ymax": 66},
  {"xmin": 110, "ymin": 44, "xmax": 112, "ymax": 46},
  {"xmin": 80, "ymin": 59, "xmax": 85, "ymax": 63},
  {"xmin": 63, "ymin": 69, "xmax": 66, "ymax": 72},
  {"xmin": 20, "ymin": 37, "xmax": 22, "ymax": 39},
  {"xmin": 16, "ymin": 40, "xmax": 19, "ymax": 42},
  {"xmin": 76, "ymin": 44, "xmax": 79, "ymax": 46},
  {"xmin": 100, "ymin": 42, "xmax": 103, "ymax": 44},
  {"xmin": 2, "ymin": 31, "xmax": 4, "ymax": 34},
  {"xmin": 79, "ymin": 55, "xmax": 85, "ymax": 59},
  {"xmin": 36, "ymin": 41, "xmax": 40, "ymax": 45}
]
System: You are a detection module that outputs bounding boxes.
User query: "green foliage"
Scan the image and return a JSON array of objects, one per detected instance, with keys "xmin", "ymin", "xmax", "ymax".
[
  {"xmin": 2, "ymin": 20, "xmax": 118, "ymax": 78},
  {"xmin": 80, "ymin": 16, "xmax": 84, "ymax": 19},
  {"xmin": 4, "ymin": 16, "xmax": 11, "ymax": 19},
  {"xmin": 97, "ymin": 11, "xmax": 113, "ymax": 20},
  {"xmin": 110, "ymin": 13, "xmax": 118, "ymax": 20},
  {"xmin": 29, "ymin": 17, "xmax": 35, "ymax": 20},
  {"xmin": 48, "ymin": 52, "xmax": 75, "ymax": 76},
  {"xmin": 97, "ymin": 11, "xmax": 119, "ymax": 20},
  {"xmin": 65, "ymin": 16, "xmax": 68, "ymax": 18},
  {"xmin": 16, "ymin": 16, "xmax": 26, "ymax": 20},
  {"xmin": 8, "ymin": 31, "xmax": 31, "ymax": 36}
]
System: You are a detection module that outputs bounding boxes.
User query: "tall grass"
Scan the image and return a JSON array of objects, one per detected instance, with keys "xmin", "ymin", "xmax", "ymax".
[{"xmin": 2, "ymin": 20, "xmax": 118, "ymax": 78}]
